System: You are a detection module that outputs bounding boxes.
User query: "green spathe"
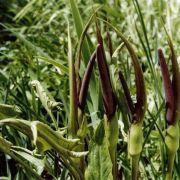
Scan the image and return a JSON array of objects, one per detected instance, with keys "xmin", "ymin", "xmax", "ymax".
[
  {"xmin": 165, "ymin": 123, "xmax": 179, "ymax": 154},
  {"xmin": 129, "ymin": 123, "xmax": 143, "ymax": 156}
]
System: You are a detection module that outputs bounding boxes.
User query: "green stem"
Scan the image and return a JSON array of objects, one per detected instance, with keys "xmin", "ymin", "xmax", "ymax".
[
  {"xmin": 109, "ymin": 145, "xmax": 118, "ymax": 179},
  {"xmin": 75, "ymin": 108, "xmax": 86, "ymax": 175},
  {"xmin": 128, "ymin": 123, "xmax": 143, "ymax": 180},
  {"xmin": 165, "ymin": 123, "xmax": 179, "ymax": 180},
  {"xmin": 104, "ymin": 115, "xmax": 118, "ymax": 179},
  {"xmin": 131, "ymin": 154, "xmax": 140, "ymax": 180},
  {"xmin": 67, "ymin": 21, "xmax": 78, "ymax": 138},
  {"xmin": 166, "ymin": 153, "xmax": 176, "ymax": 180}
]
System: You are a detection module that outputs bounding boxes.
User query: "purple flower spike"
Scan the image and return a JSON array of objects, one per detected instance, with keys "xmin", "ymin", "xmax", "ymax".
[
  {"xmin": 158, "ymin": 48, "xmax": 174, "ymax": 125},
  {"xmin": 96, "ymin": 44, "xmax": 116, "ymax": 120},
  {"xmin": 78, "ymin": 49, "xmax": 96, "ymax": 111}
]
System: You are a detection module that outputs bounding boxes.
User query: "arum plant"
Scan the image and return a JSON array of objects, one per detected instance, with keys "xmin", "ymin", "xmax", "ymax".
[
  {"xmin": 94, "ymin": 19, "xmax": 147, "ymax": 179},
  {"xmin": 158, "ymin": 36, "xmax": 180, "ymax": 180},
  {"xmin": 96, "ymin": 27, "xmax": 118, "ymax": 179},
  {"xmin": 68, "ymin": 20, "xmax": 99, "ymax": 175},
  {"xmin": 68, "ymin": 22, "xmax": 97, "ymax": 138},
  {"xmin": 118, "ymin": 35, "xmax": 146, "ymax": 180}
]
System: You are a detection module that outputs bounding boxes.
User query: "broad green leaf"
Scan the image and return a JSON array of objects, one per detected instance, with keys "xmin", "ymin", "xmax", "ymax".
[
  {"xmin": 94, "ymin": 120, "xmax": 105, "ymax": 145},
  {"xmin": 31, "ymin": 121, "xmax": 80, "ymax": 152},
  {"xmin": 0, "ymin": 119, "xmax": 86, "ymax": 179},
  {"xmin": 0, "ymin": 119, "xmax": 86, "ymax": 158},
  {"xmin": 10, "ymin": 146, "xmax": 47, "ymax": 175},
  {"xmin": 0, "ymin": 118, "xmax": 32, "ymax": 138},
  {"xmin": 85, "ymin": 121, "xmax": 113, "ymax": 180},
  {"xmin": 0, "ymin": 136, "xmax": 42, "ymax": 180},
  {"xmin": 0, "ymin": 104, "xmax": 21, "ymax": 119}
]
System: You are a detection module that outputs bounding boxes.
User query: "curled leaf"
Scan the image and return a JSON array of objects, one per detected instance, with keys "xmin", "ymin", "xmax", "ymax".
[
  {"xmin": 96, "ymin": 44, "xmax": 116, "ymax": 120},
  {"xmin": 0, "ymin": 104, "xmax": 21, "ymax": 119},
  {"xmin": 158, "ymin": 48, "xmax": 174, "ymax": 125},
  {"xmin": 31, "ymin": 80, "xmax": 59, "ymax": 128}
]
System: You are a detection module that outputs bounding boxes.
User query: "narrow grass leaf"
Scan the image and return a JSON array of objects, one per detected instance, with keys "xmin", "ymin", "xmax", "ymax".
[
  {"xmin": 69, "ymin": 0, "xmax": 91, "ymax": 64},
  {"xmin": 75, "ymin": 5, "xmax": 101, "ymax": 72},
  {"xmin": 107, "ymin": 31, "xmax": 113, "ymax": 57},
  {"xmin": 36, "ymin": 56, "xmax": 68, "ymax": 75}
]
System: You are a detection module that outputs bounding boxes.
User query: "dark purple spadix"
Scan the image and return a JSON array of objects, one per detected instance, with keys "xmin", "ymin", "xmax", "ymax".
[
  {"xmin": 119, "ymin": 71, "xmax": 134, "ymax": 121},
  {"xmin": 158, "ymin": 48, "xmax": 174, "ymax": 125},
  {"xmin": 78, "ymin": 49, "xmax": 96, "ymax": 111},
  {"xmin": 96, "ymin": 44, "xmax": 116, "ymax": 120}
]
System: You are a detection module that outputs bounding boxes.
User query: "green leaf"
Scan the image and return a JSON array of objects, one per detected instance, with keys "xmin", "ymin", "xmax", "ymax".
[
  {"xmin": 0, "ymin": 136, "xmax": 42, "ymax": 180},
  {"xmin": 1, "ymin": 24, "xmax": 68, "ymax": 75},
  {"xmin": 67, "ymin": 21, "xmax": 78, "ymax": 138},
  {"xmin": 0, "ymin": 104, "xmax": 21, "ymax": 119},
  {"xmin": 94, "ymin": 120, "xmax": 105, "ymax": 145},
  {"xmin": 31, "ymin": 121, "xmax": 81, "ymax": 153},
  {"xmin": 10, "ymin": 146, "xmax": 47, "ymax": 175},
  {"xmin": 69, "ymin": 0, "xmax": 91, "ymax": 64},
  {"xmin": 85, "ymin": 121, "xmax": 113, "ymax": 180},
  {"xmin": 75, "ymin": 5, "xmax": 101, "ymax": 73},
  {"xmin": 31, "ymin": 80, "xmax": 61, "ymax": 129},
  {"xmin": 36, "ymin": 56, "xmax": 68, "ymax": 75},
  {"xmin": 0, "ymin": 119, "xmax": 86, "ymax": 158}
]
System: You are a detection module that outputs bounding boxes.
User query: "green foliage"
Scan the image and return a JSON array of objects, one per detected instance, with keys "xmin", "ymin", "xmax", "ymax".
[{"xmin": 85, "ymin": 121, "xmax": 113, "ymax": 180}]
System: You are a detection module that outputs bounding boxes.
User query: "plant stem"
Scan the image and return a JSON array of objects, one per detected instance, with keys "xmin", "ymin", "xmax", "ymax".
[
  {"xmin": 128, "ymin": 123, "xmax": 143, "ymax": 180},
  {"xmin": 131, "ymin": 154, "xmax": 140, "ymax": 180},
  {"xmin": 109, "ymin": 145, "xmax": 118, "ymax": 179},
  {"xmin": 166, "ymin": 153, "xmax": 175, "ymax": 180},
  {"xmin": 104, "ymin": 115, "xmax": 118, "ymax": 179},
  {"xmin": 165, "ymin": 123, "xmax": 179, "ymax": 180}
]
